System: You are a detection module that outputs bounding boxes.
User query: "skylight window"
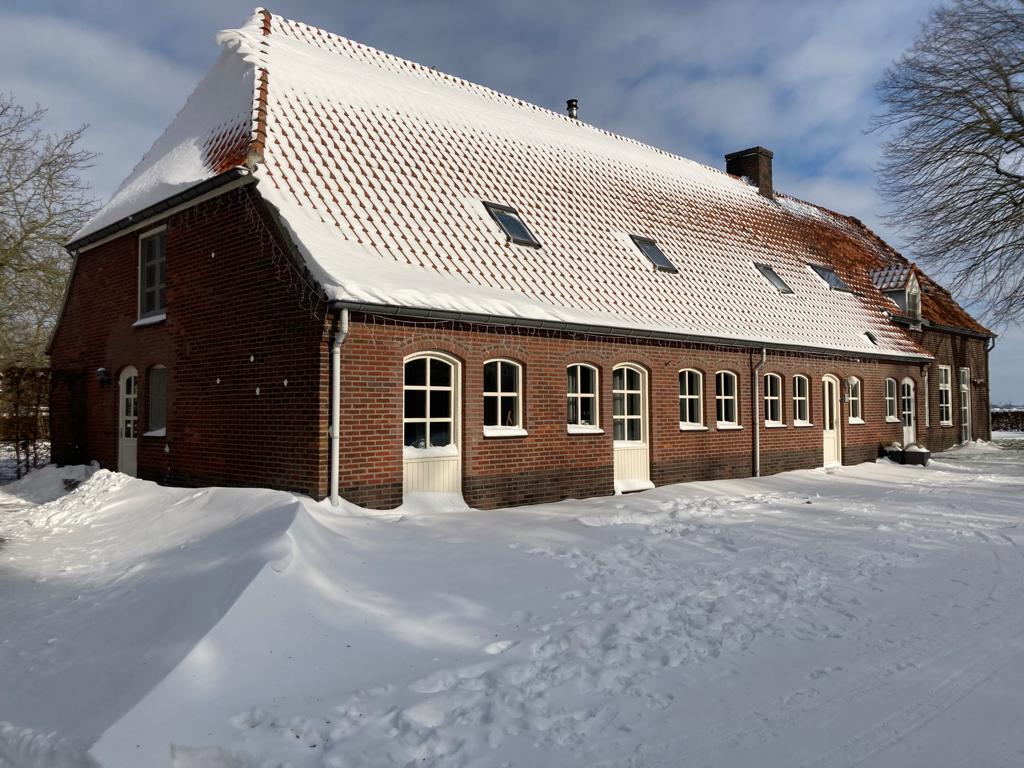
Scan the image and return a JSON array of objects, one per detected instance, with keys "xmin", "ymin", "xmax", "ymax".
[
  {"xmin": 754, "ymin": 263, "xmax": 793, "ymax": 294},
  {"xmin": 630, "ymin": 235, "xmax": 678, "ymax": 273},
  {"xmin": 809, "ymin": 264, "xmax": 852, "ymax": 292},
  {"xmin": 483, "ymin": 202, "xmax": 541, "ymax": 247}
]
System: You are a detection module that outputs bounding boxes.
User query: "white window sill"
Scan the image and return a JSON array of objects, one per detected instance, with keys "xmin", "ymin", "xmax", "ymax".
[
  {"xmin": 716, "ymin": 423, "xmax": 743, "ymax": 431},
  {"xmin": 483, "ymin": 426, "xmax": 528, "ymax": 438},
  {"xmin": 885, "ymin": 417, "xmax": 900, "ymax": 423},
  {"xmin": 794, "ymin": 421, "xmax": 815, "ymax": 428},
  {"xmin": 940, "ymin": 422, "xmax": 954, "ymax": 428},
  {"xmin": 567, "ymin": 424, "xmax": 604, "ymax": 435},
  {"xmin": 613, "ymin": 439, "xmax": 646, "ymax": 448},
  {"xmin": 679, "ymin": 423, "xmax": 708, "ymax": 431},
  {"xmin": 765, "ymin": 423, "xmax": 787, "ymax": 428},
  {"xmin": 143, "ymin": 428, "xmax": 166, "ymax": 438},
  {"xmin": 133, "ymin": 313, "xmax": 166, "ymax": 327},
  {"xmin": 404, "ymin": 444, "xmax": 459, "ymax": 460},
  {"xmin": 848, "ymin": 418, "xmax": 866, "ymax": 425}
]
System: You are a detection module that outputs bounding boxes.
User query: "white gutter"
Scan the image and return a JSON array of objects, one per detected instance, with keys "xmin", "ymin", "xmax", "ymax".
[
  {"xmin": 753, "ymin": 348, "xmax": 767, "ymax": 477},
  {"xmin": 329, "ymin": 308, "xmax": 350, "ymax": 506}
]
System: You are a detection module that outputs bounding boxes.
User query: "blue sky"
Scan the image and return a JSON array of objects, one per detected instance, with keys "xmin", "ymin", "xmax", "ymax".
[{"xmin": 3, "ymin": 0, "xmax": 1020, "ymax": 403}]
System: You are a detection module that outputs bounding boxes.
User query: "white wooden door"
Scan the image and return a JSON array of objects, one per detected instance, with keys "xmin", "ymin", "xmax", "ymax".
[
  {"xmin": 613, "ymin": 365, "xmax": 652, "ymax": 492},
  {"xmin": 959, "ymin": 368, "xmax": 971, "ymax": 444},
  {"xmin": 403, "ymin": 354, "xmax": 461, "ymax": 495},
  {"xmin": 822, "ymin": 375, "xmax": 841, "ymax": 466},
  {"xmin": 118, "ymin": 366, "xmax": 138, "ymax": 476},
  {"xmin": 901, "ymin": 378, "xmax": 916, "ymax": 446}
]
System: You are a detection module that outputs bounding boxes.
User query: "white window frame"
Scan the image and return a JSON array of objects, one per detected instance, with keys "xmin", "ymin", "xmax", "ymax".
[
  {"xmin": 483, "ymin": 358, "xmax": 526, "ymax": 436},
  {"xmin": 567, "ymin": 363, "xmax": 601, "ymax": 433},
  {"xmin": 715, "ymin": 371, "xmax": 740, "ymax": 429},
  {"xmin": 938, "ymin": 365, "xmax": 953, "ymax": 425},
  {"xmin": 848, "ymin": 377, "xmax": 864, "ymax": 423},
  {"xmin": 793, "ymin": 375, "xmax": 810, "ymax": 425},
  {"xmin": 678, "ymin": 368, "xmax": 705, "ymax": 430},
  {"xmin": 137, "ymin": 226, "xmax": 167, "ymax": 322},
  {"xmin": 906, "ymin": 274, "xmax": 922, "ymax": 323},
  {"xmin": 403, "ymin": 353, "xmax": 458, "ymax": 450},
  {"xmin": 612, "ymin": 365, "xmax": 646, "ymax": 442},
  {"xmin": 764, "ymin": 373, "xmax": 784, "ymax": 426},
  {"xmin": 145, "ymin": 364, "xmax": 167, "ymax": 436},
  {"xmin": 885, "ymin": 378, "xmax": 899, "ymax": 422}
]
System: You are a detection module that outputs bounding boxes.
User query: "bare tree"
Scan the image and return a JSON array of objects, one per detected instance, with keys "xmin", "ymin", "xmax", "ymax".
[
  {"xmin": 874, "ymin": 0, "xmax": 1024, "ymax": 322},
  {"xmin": 0, "ymin": 93, "xmax": 96, "ymax": 367}
]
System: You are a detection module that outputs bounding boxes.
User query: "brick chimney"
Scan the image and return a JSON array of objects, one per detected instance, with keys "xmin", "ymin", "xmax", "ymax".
[{"xmin": 725, "ymin": 146, "xmax": 774, "ymax": 199}]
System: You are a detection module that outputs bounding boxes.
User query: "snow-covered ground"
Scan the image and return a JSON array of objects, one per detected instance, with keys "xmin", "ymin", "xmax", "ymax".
[{"xmin": 2, "ymin": 439, "xmax": 1024, "ymax": 767}]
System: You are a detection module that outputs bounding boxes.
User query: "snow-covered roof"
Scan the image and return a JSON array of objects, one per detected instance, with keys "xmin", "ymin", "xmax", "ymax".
[
  {"xmin": 870, "ymin": 265, "xmax": 913, "ymax": 293},
  {"xmin": 76, "ymin": 9, "xmax": 982, "ymax": 358}
]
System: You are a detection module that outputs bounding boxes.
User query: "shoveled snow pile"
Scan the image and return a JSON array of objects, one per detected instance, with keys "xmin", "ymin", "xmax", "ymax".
[{"xmin": 3, "ymin": 445, "xmax": 1024, "ymax": 767}]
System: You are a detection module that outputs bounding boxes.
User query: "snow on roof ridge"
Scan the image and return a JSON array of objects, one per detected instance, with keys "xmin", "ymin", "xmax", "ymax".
[{"xmin": 258, "ymin": 8, "xmax": 751, "ymax": 197}]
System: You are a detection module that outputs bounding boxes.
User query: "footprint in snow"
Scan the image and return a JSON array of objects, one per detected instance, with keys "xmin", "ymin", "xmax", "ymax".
[{"xmin": 485, "ymin": 639, "xmax": 517, "ymax": 655}]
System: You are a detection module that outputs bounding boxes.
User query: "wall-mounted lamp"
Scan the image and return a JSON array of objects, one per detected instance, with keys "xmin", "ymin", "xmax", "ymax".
[{"xmin": 95, "ymin": 367, "xmax": 111, "ymax": 386}]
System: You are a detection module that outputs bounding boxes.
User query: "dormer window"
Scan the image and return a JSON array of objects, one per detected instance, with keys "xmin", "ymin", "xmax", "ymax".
[
  {"xmin": 484, "ymin": 202, "xmax": 541, "ymax": 247},
  {"xmin": 630, "ymin": 235, "xmax": 678, "ymax": 272},
  {"xmin": 754, "ymin": 263, "xmax": 793, "ymax": 294},
  {"xmin": 809, "ymin": 264, "xmax": 851, "ymax": 292},
  {"xmin": 906, "ymin": 274, "xmax": 921, "ymax": 322}
]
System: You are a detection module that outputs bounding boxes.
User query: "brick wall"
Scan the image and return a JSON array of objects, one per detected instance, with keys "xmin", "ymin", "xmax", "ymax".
[
  {"xmin": 336, "ymin": 316, "xmax": 933, "ymax": 509},
  {"xmin": 914, "ymin": 329, "xmax": 991, "ymax": 449},
  {"xmin": 49, "ymin": 186, "xmax": 331, "ymax": 497}
]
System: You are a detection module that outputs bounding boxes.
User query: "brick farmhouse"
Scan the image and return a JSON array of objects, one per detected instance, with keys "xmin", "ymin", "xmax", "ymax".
[{"xmin": 49, "ymin": 10, "xmax": 994, "ymax": 509}]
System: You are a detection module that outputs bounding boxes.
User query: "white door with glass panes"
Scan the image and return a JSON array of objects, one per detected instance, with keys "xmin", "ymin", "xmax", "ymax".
[
  {"xmin": 612, "ymin": 364, "xmax": 651, "ymax": 491},
  {"xmin": 959, "ymin": 368, "xmax": 972, "ymax": 443},
  {"xmin": 402, "ymin": 353, "xmax": 461, "ymax": 494},
  {"xmin": 822, "ymin": 375, "xmax": 841, "ymax": 466},
  {"xmin": 901, "ymin": 378, "xmax": 917, "ymax": 446},
  {"xmin": 118, "ymin": 366, "xmax": 139, "ymax": 476}
]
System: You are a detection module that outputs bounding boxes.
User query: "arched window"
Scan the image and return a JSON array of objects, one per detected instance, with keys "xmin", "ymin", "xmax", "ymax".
[
  {"xmin": 885, "ymin": 378, "xmax": 898, "ymax": 421},
  {"xmin": 147, "ymin": 364, "xmax": 167, "ymax": 435},
  {"xmin": 567, "ymin": 364, "xmax": 599, "ymax": 430},
  {"xmin": 764, "ymin": 373, "xmax": 783, "ymax": 425},
  {"xmin": 483, "ymin": 359, "xmax": 523, "ymax": 431},
  {"xmin": 848, "ymin": 377, "xmax": 863, "ymax": 423},
  {"xmin": 403, "ymin": 354, "xmax": 456, "ymax": 449},
  {"xmin": 715, "ymin": 371, "xmax": 739, "ymax": 427},
  {"xmin": 678, "ymin": 369, "xmax": 703, "ymax": 428},
  {"xmin": 793, "ymin": 375, "xmax": 810, "ymax": 424}
]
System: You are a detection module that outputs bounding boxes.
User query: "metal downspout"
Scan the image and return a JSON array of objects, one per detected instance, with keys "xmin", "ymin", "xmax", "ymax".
[
  {"xmin": 329, "ymin": 308, "xmax": 350, "ymax": 506},
  {"xmin": 753, "ymin": 348, "xmax": 767, "ymax": 477},
  {"xmin": 987, "ymin": 336, "xmax": 997, "ymax": 440}
]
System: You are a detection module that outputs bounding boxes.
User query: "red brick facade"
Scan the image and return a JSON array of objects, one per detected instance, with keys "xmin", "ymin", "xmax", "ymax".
[{"xmin": 49, "ymin": 190, "xmax": 992, "ymax": 510}]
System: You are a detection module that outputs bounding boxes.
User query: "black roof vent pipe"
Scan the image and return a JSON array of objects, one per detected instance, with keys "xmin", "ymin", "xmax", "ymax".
[{"xmin": 566, "ymin": 98, "xmax": 578, "ymax": 119}]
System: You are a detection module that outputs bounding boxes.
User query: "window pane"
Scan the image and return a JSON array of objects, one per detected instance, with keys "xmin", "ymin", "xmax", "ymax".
[
  {"xmin": 500, "ymin": 396, "xmax": 518, "ymax": 427},
  {"xmin": 567, "ymin": 397, "xmax": 578, "ymax": 424},
  {"xmin": 500, "ymin": 362, "xmax": 518, "ymax": 393},
  {"xmin": 430, "ymin": 421, "xmax": 451, "ymax": 447},
  {"xmin": 613, "ymin": 419, "xmax": 625, "ymax": 441},
  {"xmin": 627, "ymin": 418, "xmax": 641, "ymax": 441},
  {"xmin": 491, "ymin": 208, "xmax": 538, "ymax": 245},
  {"xmin": 580, "ymin": 397, "xmax": 594, "ymax": 425},
  {"xmin": 157, "ymin": 286, "xmax": 165, "ymax": 311},
  {"xmin": 613, "ymin": 392, "xmax": 624, "ymax": 417},
  {"xmin": 688, "ymin": 399, "xmax": 699, "ymax": 424},
  {"xmin": 567, "ymin": 366, "xmax": 578, "ymax": 395},
  {"xmin": 429, "ymin": 389, "xmax": 450, "ymax": 419},
  {"xmin": 430, "ymin": 359, "xmax": 451, "ymax": 387},
  {"xmin": 612, "ymin": 368, "xmax": 624, "ymax": 390},
  {"xmin": 405, "ymin": 358, "xmax": 426, "ymax": 386},
  {"xmin": 580, "ymin": 366, "xmax": 594, "ymax": 394},
  {"xmin": 627, "ymin": 368, "xmax": 641, "ymax": 391},
  {"xmin": 483, "ymin": 362, "xmax": 498, "ymax": 392},
  {"xmin": 724, "ymin": 399, "xmax": 735, "ymax": 423},
  {"xmin": 404, "ymin": 422, "xmax": 426, "ymax": 448},
  {"xmin": 627, "ymin": 392, "xmax": 641, "ymax": 417},
  {"xmin": 404, "ymin": 389, "xmax": 426, "ymax": 418},
  {"xmin": 484, "ymin": 395, "xmax": 498, "ymax": 426}
]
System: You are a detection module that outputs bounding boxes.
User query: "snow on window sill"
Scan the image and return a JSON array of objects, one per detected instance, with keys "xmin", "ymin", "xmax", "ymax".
[
  {"xmin": 885, "ymin": 417, "xmax": 900, "ymax": 423},
  {"xmin": 716, "ymin": 423, "xmax": 743, "ymax": 430},
  {"xmin": 613, "ymin": 439, "xmax": 646, "ymax": 448},
  {"xmin": 678, "ymin": 423, "xmax": 708, "ymax": 431},
  {"xmin": 143, "ymin": 428, "xmax": 166, "ymax": 438},
  {"xmin": 848, "ymin": 418, "xmax": 866, "ymax": 425},
  {"xmin": 940, "ymin": 422, "xmax": 954, "ymax": 427},
  {"xmin": 483, "ymin": 426, "xmax": 528, "ymax": 438},
  {"xmin": 567, "ymin": 424, "xmax": 603, "ymax": 435},
  {"xmin": 794, "ymin": 421, "xmax": 815, "ymax": 428},
  {"xmin": 614, "ymin": 478, "xmax": 655, "ymax": 494},
  {"xmin": 133, "ymin": 313, "xmax": 166, "ymax": 327},
  {"xmin": 404, "ymin": 444, "xmax": 459, "ymax": 460},
  {"xmin": 765, "ymin": 423, "xmax": 787, "ymax": 428}
]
